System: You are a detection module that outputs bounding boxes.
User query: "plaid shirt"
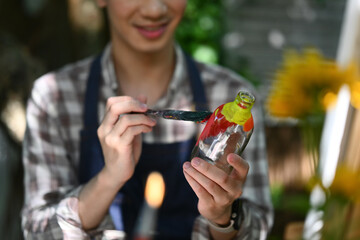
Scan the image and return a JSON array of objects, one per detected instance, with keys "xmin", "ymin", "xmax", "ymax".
[{"xmin": 22, "ymin": 44, "xmax": 273, "ymax": 239}]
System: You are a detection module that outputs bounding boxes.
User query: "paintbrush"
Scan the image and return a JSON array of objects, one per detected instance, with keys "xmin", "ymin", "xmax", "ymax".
[{"xmin": 132, "ymin": 109, "xmax": 212, "ymax": 123}]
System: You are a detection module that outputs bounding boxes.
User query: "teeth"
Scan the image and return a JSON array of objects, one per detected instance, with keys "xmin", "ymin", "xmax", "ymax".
[{"xmin": 144, "ymin": 27, "xmax": 161, "ymax": 31}]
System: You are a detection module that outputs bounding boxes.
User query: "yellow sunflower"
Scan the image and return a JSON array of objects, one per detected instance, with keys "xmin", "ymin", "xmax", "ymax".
[
  {"xmin": 329, "ymin": 164, "xmax": 360, "ymax": 202},
  {"xmin": 266, "ymin": 48, "xmax": 360, "ymax": 119}
]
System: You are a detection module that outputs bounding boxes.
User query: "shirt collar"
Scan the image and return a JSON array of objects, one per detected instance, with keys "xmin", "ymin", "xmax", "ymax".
[
  {"xmin": 101, "ymin": 43, "xmax": 118, "ymax": 91},
  {"xmin": 169, "ymin": 44, "xmax": 187, "ymax": 93},
  {"xmin": 100, "ymin": 43, "xmax": 187, "ymax": 102}
]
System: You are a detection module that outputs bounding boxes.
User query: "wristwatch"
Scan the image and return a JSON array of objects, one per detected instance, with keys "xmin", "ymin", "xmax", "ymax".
[
  {"xmin": 231, "ymin": 198, "xmax": 242, "ymax": 230},
  {"xmin": 207, "ymin": 198, "xmax": 243, "ymax": 233}
]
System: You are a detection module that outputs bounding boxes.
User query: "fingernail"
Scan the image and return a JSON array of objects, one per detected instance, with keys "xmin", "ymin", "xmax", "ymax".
[
  {"xmin": 184, "ymin": 162, "xmax": 191, "ymax": 169},
  {"xmin": 141, "ymin": 103, "xmax": 148, "ymax": 110},
  {"xmin": 192, "ymin": 158, "xmax": 201, "ymax": 167}
]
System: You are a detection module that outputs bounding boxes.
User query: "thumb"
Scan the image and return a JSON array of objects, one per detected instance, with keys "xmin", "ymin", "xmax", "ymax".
[{"xmin": 136, "ymin": 95, "xmax": 147, "ymax": 104}]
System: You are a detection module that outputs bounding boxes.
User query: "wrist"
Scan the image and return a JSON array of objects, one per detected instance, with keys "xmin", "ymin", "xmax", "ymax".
[
  {"xmin": 208, "ymin": 198, "xmax": 243, "ymax": 232},
  {"xmin": 210, "ymin": 206, "xmax": 232, "ymax": 226},
  {"xmin": 98, "ymin": 167, "xmax": 125, "ymax": 190}
]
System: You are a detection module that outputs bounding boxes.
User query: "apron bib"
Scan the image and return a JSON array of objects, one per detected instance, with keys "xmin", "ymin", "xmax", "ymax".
[{"xmin": 78, "ymin": 52, "xmax": 208, "ymax": 240}]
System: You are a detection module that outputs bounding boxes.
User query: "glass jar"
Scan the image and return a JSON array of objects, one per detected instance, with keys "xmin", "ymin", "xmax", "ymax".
[{"xmin": 191, "ymin": 90, "xmax": 255, "ymax": 174}]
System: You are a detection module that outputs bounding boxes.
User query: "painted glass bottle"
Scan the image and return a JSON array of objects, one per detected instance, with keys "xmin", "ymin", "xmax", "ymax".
[{"xmin": 191, "ymin": 90, "xmax": 255, "ymax": 174}]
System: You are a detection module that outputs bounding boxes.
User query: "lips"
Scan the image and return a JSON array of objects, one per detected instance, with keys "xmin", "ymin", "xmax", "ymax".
[{"xmin": 136, "ymin": 23, "xmax": 168, "ymax": 39}]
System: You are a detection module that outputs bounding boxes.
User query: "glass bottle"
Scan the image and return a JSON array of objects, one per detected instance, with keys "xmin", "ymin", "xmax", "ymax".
[{"xmin": 191, "ymin": 90, "xmax": 255, "ymax": 174}]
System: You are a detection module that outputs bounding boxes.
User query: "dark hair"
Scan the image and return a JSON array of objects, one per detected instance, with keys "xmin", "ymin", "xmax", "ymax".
[{"xmin": 0, "ymin": 32, "xmax": 44, "ymax": 112}]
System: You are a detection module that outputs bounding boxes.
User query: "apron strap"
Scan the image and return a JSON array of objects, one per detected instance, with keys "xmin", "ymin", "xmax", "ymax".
[
  {"xmin": 183, "ymin": 52, "xmax": 208, "ymax": 111},
  {"xmin": 83, "ymin": 54, "xmax": 102, "ymax": 128},
  {"xmin": 78, "ymin": 55, "xmax": 103, "ymax": 184}
]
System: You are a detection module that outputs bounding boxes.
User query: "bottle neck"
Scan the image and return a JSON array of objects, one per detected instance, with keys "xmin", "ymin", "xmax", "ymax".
[
  {"xmin": 234, "ymin": 91, "xmax": 255, "ymax": 110},
  {"xmin": 221, "ymin": 91, "xmax": 255, "ymax": 125}
]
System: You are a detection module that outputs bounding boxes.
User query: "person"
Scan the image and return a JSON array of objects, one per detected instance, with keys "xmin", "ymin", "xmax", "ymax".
[{"xmin": 21, "ymin": 0, "xmax": 273, "ymax": 239}]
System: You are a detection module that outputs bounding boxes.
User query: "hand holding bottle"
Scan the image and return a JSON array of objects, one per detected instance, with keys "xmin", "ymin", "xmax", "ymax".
[{"xmin": 183, "ymin": 153, "xmax": 249, "ymax": 226}]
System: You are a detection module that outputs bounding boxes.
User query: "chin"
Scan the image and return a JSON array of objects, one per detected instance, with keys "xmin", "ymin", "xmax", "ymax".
[{"xmin": 132, "ymin": 38, "xmax": 173, "ymax": 54}]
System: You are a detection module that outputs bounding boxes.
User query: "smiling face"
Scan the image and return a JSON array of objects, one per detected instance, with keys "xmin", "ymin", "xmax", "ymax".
[{"xmin": 97, "ymin": 0, "xmax": 187, "ymax": 53}]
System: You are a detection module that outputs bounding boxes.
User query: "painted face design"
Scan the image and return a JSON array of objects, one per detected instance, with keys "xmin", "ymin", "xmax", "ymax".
[
  {"xmin": 191, "ymin": 91, "xmax": 255, "ymax": 174},
  {"xmin": 196, "ymin": 101, "xmax": 254, "ymax": 146}
]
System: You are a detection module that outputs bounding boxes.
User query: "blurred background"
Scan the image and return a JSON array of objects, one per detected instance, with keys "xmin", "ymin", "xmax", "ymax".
[{"xmin": 1, "ymin": 0, "xmax": 359, "ymax": 239}]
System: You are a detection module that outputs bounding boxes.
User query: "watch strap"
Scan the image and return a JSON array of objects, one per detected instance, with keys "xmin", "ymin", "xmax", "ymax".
[
  {"xmin": 230, "ymin": 198, "xmax": 242, "ymax": 230},
  {"xmin": 207, "ymin": 219, "xmax": 236, "ymax": 233},
  {"xmin": 207, "ymin": 198, "xmax": 243, "ymax": 233}
]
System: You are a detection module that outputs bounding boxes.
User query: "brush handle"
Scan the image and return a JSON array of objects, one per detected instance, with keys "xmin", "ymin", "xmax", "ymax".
[{"xmin": 132, "ymin": 109, "xmax": 212, "ymax": 122}]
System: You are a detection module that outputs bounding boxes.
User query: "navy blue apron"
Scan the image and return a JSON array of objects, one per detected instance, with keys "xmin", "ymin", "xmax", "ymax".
[{"xmin": 79, "ymin": 52, "xmax": 208, "ymax": 240}]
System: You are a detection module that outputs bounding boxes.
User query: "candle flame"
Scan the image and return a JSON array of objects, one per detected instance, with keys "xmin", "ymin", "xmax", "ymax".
[{"xmin": 145, "ymin": 172, "xmax": 165, "ymax": 208}]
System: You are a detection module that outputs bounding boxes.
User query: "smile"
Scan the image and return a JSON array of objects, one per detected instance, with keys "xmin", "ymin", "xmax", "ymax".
[{"xmin": 136, "ymin": 24, "xmax": 168, "ymax": 39}]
